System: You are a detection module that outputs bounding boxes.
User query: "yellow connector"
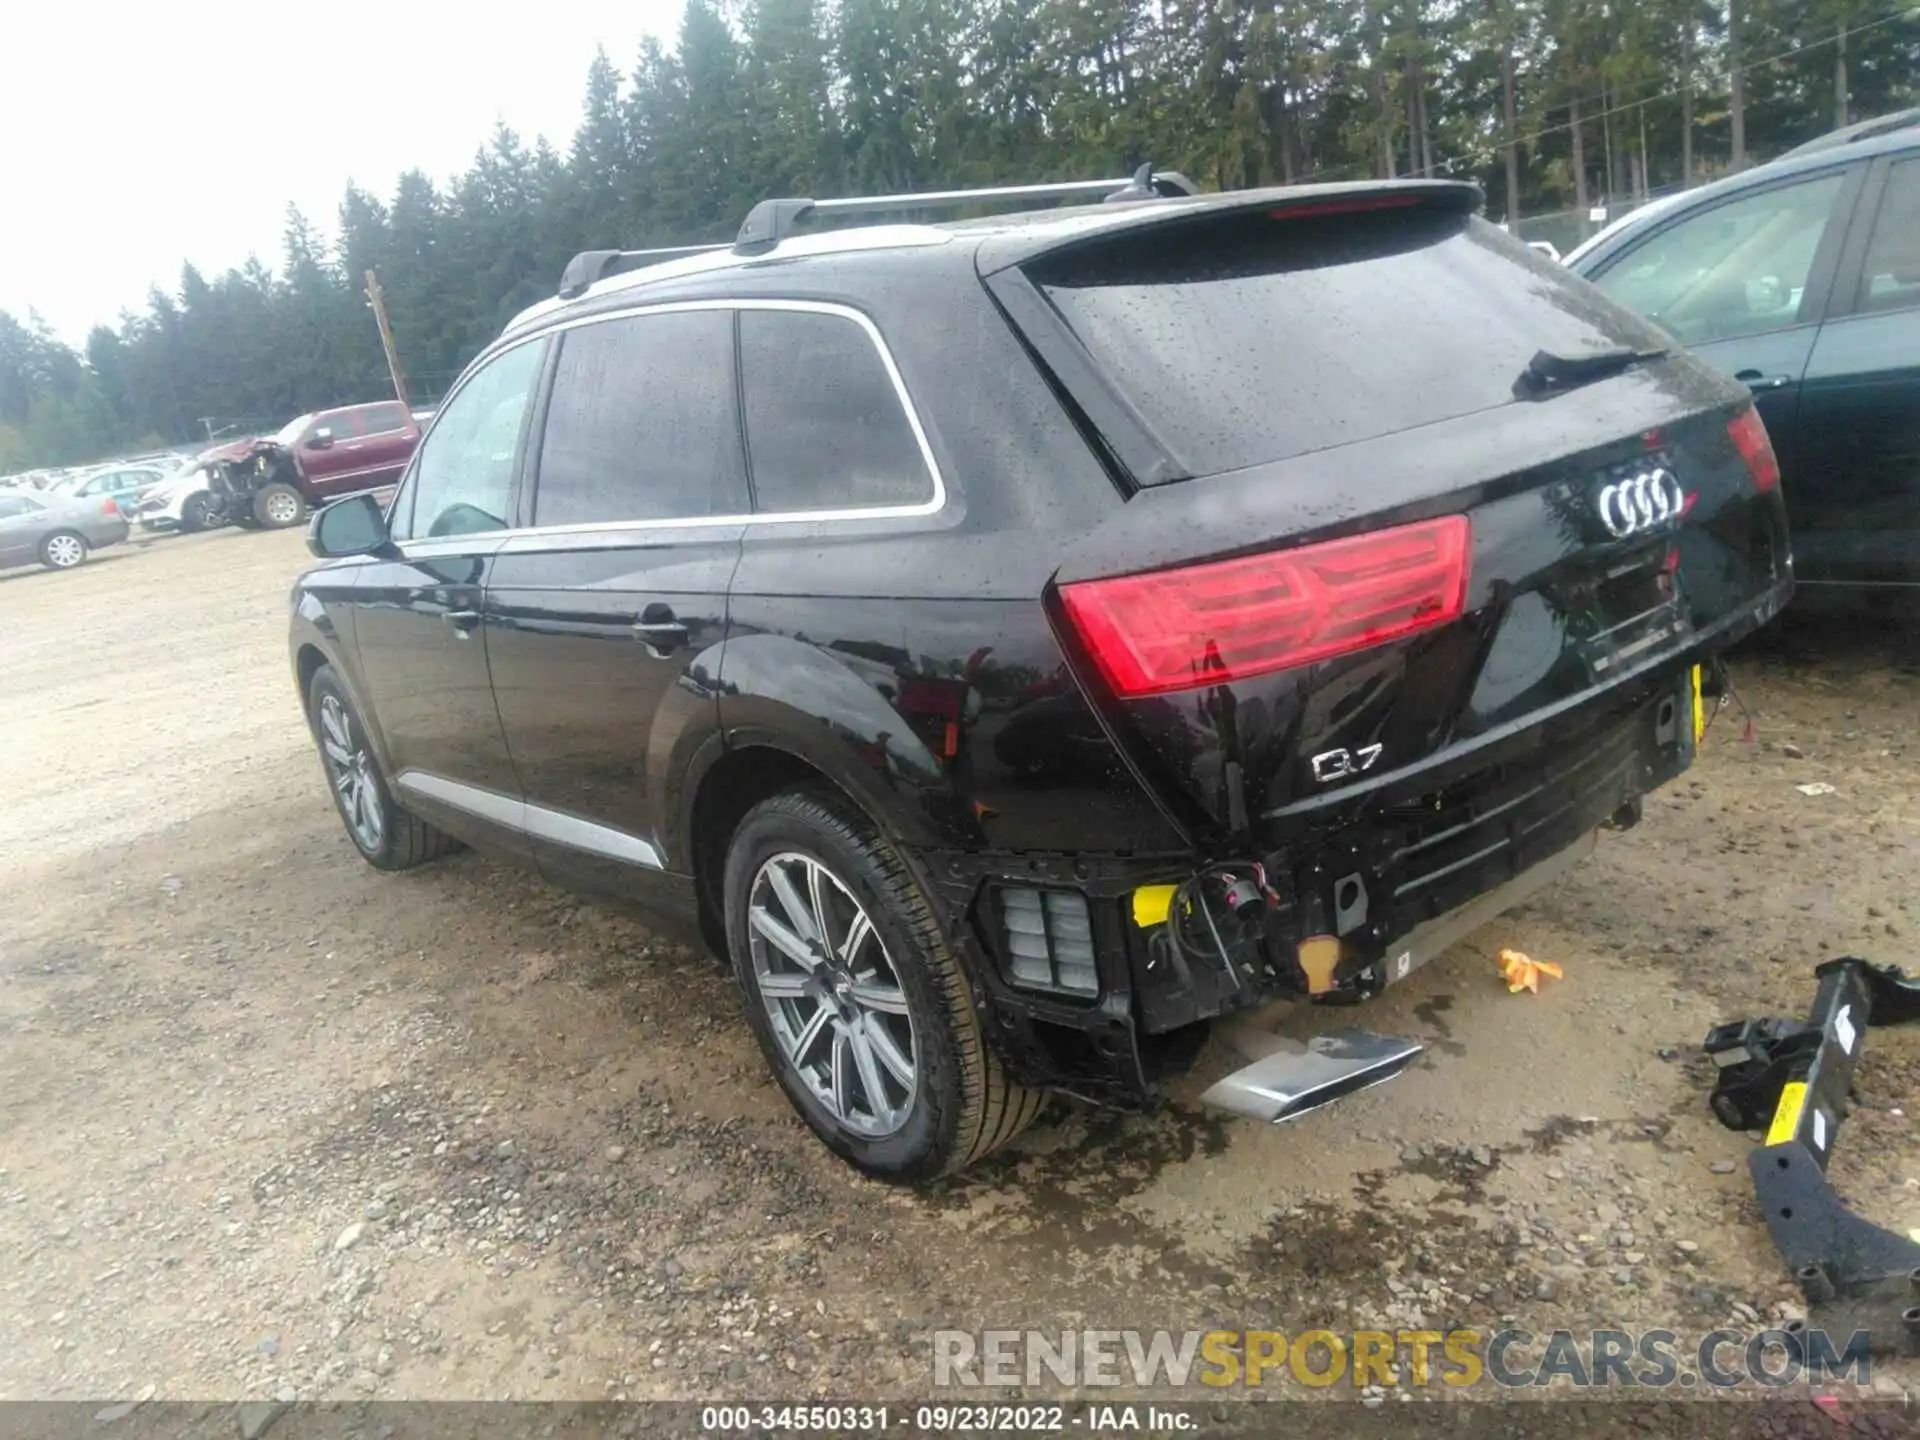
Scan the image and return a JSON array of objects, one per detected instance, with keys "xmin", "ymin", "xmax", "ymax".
[{"xmin": 1131, "ymin": 883, "xmax": 1177, "ymax": 928}]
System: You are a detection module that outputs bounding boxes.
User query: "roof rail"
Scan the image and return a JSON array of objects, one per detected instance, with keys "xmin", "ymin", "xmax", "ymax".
[
  {"xmin": 553, "ymin": 165, "xmax": 1198, "ymax": 297},
  {"xmin": 557, "ymin": 244, "xmax": 731, "ymax": 300},
  {"xmin": 733, "ymin": 164, "xmax": 1198, "ymax": 255}
]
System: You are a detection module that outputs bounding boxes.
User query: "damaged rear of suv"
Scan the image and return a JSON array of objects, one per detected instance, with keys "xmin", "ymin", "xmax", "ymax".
[{"xmin": 291, "ymin": 173, "xmax": 1791, "ymax": 1181}]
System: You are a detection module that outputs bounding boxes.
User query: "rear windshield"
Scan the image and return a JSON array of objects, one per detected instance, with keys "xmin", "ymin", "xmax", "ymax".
[{"xmin": 1029, "ymin": 206, "xmax": 1663, "ymax": 480}]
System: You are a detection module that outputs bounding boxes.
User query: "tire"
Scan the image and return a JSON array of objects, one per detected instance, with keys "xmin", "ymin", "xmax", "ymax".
[
  {"xmin": 180, "ymin": 494, "xmax": 213, "ymax": 533},
  {"xmin": 39, "ymin": 531, "xmax": 88, "ymax": 570},
  {"xmin": 724, "ymin": 788, "xmax": 1045, "ymax": 1181},
  {"xmin": 255, "ymin": 482, "xmax": 307, "ymax": 529},
  {"xmin": 306, "ymin": 663, "xmax": 456, "ymax": 871}
]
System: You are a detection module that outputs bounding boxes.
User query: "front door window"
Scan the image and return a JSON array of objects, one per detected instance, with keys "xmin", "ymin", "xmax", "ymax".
[
  {"xmin": 1591, "ymin": 172, "xmax": 1849, "ymax": 344},
  {"xmin": 397, "ymin": 341, "xmax": 545, "ymax": 540}
]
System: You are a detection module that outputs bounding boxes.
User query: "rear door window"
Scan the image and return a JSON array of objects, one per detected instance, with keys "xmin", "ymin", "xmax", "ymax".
[
  {"xmin": 1854, "ymin": 157, "xmax": 1920, "ymax": 315},
  {"xmin": 360, "ymin": 402, "xmax": 410, "ymax": 435},
  {"xmin": 1027, "ymin": 206, "xmax": 1664, "ymax": 479},
  {"xmin": 532, "ymin": 310, "xmax": 748, "ymax": 526},
  {"xmin": 738, "ymin": 308, "xmax": 935, "ymax": 513}
]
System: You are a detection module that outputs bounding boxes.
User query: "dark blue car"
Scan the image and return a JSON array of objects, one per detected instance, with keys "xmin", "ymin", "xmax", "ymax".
[{"xmin": 1568, "ymin": 123, "xmax": 1920, "ymax": 588}]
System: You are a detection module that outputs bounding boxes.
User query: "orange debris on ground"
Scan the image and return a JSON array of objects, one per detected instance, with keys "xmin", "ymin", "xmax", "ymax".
[{"xmin": 1497, "ymin": 948, "xmax": 1564, "ymax": 994}]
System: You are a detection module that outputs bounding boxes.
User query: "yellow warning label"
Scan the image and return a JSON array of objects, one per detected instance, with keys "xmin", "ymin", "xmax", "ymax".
[
  {"xmin": 1766, "ymin": 1080, "xmax": 1809, "ymax": 1146},
  {"xmin": 1691, "ymin": 665, "xmax": 1706, "ymax": 744},
  {"xmin": 1131, "ymin": 884, "xmax": 1177, "ymax": 929}
]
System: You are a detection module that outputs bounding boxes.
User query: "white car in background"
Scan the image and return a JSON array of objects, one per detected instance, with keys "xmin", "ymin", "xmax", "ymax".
[{"xmin": 133, "ymin": 458, "xmax": 225, "ymax": 533}]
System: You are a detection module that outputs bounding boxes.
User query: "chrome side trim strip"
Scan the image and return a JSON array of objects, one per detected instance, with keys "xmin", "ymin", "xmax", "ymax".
[
  {"xmin": 393, "ymin": 771, "xmax": 663, "ymax": 869},
  {"xmin": 396, "ymin": 771, "xmax": 522, "ymax": 829},
  {"xmin": 521, "ymin": 802, "xmax": 664, "ymax": 869}
]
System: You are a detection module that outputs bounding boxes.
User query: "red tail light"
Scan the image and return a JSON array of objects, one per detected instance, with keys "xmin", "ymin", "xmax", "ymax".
[
  {"xmin": 1728, "ymin": 407, "xmax": 1780, "ymax": 494},
  {"xmin": 102, "ymin": 499, "xmax": 119, "ymax": 516},
  {"xmin": 1058, "ymin": 516, "xmax": 1472, "ymax": 698}
]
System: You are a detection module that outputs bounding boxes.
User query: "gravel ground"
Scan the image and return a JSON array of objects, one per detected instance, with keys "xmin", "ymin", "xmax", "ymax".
[{"xmin": 2, "ymin": 528, "xmax": 1917, "ymax": 1433}]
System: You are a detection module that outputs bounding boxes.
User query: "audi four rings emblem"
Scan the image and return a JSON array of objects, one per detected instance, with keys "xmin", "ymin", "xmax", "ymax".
[{"xmin": 1596, "ymin": 467, "xmax": 1685, "ymax": 538}]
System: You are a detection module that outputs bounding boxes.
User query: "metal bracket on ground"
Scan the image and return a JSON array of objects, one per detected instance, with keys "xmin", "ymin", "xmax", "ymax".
[{"xmin": 1703, "ymin": 957, "xmax": 1920, "ymax": 1355}]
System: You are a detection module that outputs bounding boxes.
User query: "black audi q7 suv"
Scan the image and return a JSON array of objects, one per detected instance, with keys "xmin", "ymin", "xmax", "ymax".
[{"xmin": 291, "ymin": 174, "xmax": 1792, "ymax": 1180}]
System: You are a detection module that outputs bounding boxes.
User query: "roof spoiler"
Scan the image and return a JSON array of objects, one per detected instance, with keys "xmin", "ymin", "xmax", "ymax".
[
  {"xmin": 553, "ymin": 164, "xmax": 1199, "ymax": 297},
  {"xmin": 973, "ymin": 178, "xmax": 1484, "ymax": 277}
]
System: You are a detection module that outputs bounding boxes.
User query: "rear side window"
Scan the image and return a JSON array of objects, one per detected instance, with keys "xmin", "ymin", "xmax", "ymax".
[
  {"xmin": 360, "ymin": 402, "xmax": 409, "ymax": 434},
  {"xmin": 1856, "ymin": 158, "xmax": 1920, "ymax": 315},
  {"xmin": 739, "ymin": 309, "xmax": 934, "ymax": 513},
  {"xmin": 1028, "ymin": 207, "xmax": 1671, "ymax": 479},
  {"xmin": 534, "ymin": 311, "xmax": 747, "ymax": 526}
]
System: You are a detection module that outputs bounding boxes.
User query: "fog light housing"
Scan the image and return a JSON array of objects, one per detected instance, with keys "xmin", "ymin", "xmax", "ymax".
[{"xmin": 996, "ymin": 886, "xmax": 1098, "ymax": 999}]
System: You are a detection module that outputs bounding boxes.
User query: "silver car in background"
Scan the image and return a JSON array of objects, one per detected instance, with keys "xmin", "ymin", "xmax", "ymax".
[{"xmin": 0, "ymin": 489, "xmax": 131, "ymax": 571}]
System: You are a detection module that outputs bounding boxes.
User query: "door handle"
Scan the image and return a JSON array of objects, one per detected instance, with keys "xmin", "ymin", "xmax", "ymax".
[
  {"xmin": 443, "ymin": 608, "xmax": 482, "ymax": 635},
  {"xmin": 1733, "ymin": 370, "xmax": 1793, "ymax": 392},
  {"xmin": 632, "ymin": 620, "xmax": 689, "ymax": 653}
]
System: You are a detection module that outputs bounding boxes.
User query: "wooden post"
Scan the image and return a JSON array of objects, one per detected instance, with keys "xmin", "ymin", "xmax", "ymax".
[
  {"xmin": 1729, "ymin": 0, "xmax": 1746, "ymax": 171},
  {"xmin": 364, "ymin": 270, "xmax": 410, "ymax": 411}
]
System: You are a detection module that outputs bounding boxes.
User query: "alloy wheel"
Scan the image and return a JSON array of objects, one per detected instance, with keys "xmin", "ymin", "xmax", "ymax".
[
  {"xmin": 746, "ymin": 851, "xmax": 918, "ymax": 1138},
  {"xmin": 264, "ymin": 490, "xmax": 301, "ymax": 525},
  {"xmin": 318, "ymin": 694, "xmax": 384, "ymax": 853},
  {"xmin": 44, "ymin": 534, "xmax": 85, "ymax": 568}
]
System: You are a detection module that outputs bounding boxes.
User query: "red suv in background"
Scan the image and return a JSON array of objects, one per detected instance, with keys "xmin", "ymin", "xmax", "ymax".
[
  {"xmin": 291, "ymin": 401, "xmax": 421, "ymax": 496},
  {"xmin": 209, "ymin": 400, "xmax": 422, "ymax": 528}
]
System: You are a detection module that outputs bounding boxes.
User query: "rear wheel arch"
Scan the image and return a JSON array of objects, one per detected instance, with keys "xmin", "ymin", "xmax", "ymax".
[{"xmin": 687, "ymin": 744, "xmax": 856, "ymax": 958}]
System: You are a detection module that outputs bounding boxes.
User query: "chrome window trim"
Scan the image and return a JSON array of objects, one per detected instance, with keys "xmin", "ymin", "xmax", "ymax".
[
  {"xmin": 395, "ymin": 771, "xmax": 664, "ymax": 869},
  {"xmin": 389, "ymin": 297, "xmax": 945, "ymax": 559}
]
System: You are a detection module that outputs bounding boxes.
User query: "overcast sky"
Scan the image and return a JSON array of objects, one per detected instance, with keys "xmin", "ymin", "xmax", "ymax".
[{"xmin": 1, "ymin": 0, "xmax": 683, "ymax": 347}]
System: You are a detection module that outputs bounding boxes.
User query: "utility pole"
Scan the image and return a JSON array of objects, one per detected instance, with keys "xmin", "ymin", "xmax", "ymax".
[
  {"xmin": 1681, "ymin": 24, "xmax": 1695, "ymax": 188},
  {"xmin": 1729, "ymin": 0, "xmax": 1747, "ymax": 170},
  {"xmin": 1501, "ymin": 43, "xmax": 1521, "ymax": 224},
  {"xmin": 364, "ymin": 270, "xmax": 410, "ymax": 411},
  {"xmin": 1835, "ymin": 21, "xmax": 1849, "ymax": 129}
]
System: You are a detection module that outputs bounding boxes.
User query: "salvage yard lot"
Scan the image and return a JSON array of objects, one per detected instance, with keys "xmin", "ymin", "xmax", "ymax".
[{"xmin": 2, "ymin": 529, "xmax": 1918, "ymax": 1420}]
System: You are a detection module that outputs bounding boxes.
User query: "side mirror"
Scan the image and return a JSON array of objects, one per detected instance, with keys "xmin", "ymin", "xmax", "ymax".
[
  {"xmin": 307, "ymin": 492, "xmax": 389, "ymax": 559},
  {"xmin": 308, "ymin": 427, "xmax": 334, "ymax": 450}
]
